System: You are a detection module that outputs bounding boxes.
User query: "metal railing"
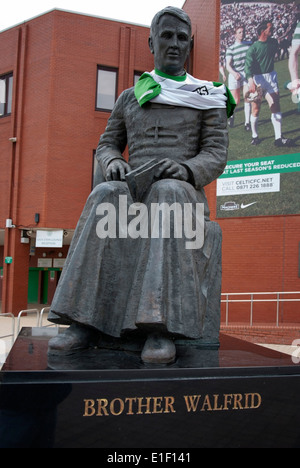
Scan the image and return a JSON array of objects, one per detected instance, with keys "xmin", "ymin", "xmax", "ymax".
[
  {"xmin": 0, "ymin": 307, "xmax": 56, "ymax": 344},
  {"xmin": 16, "ymin": 308, "xmax": 40, "ymax": 334},
  {"xmin": 39, "ymin": 307, "xmax": 57, "ymax": 327},
  {"xmin": 221, "ymin": 291, "xmax": 300, "ymax": 327},
  {"xmin": 0, "ymin": 313, "xmax": 15, "ymax": 347},
  {"xmin": 1, "ymin": 293, "xmax": 300, "ymax": 345}
]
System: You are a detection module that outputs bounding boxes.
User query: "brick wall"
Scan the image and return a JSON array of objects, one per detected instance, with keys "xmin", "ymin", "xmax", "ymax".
[
  {"xmin": 0, "ymin": 26, "xmax": 20, "ymax": 229},
  {"xmin": 220, "ymin": 216, "xmax": 300, "ymax": 290},
  {"xmin": 219, "ymin": 216, "xmax": 300, "ymax": 323},
  {"xmin": 2, "ymin": 11, "xmax": 154, "ymax": 231},
  {"xmin": 184, "ymin": 0, "xmax": 221, "ymax": 81}
]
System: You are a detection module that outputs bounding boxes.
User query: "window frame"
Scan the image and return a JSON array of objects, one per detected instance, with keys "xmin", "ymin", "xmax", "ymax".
[
  {"xmin": 95, "ymin": 66, "xmax": 118, "ymax": 112},
  {"xmin": 0, "ymin": 72, "xmax": 13, "ymax": 118},
  {"xmin": 134, "ymin": 71, "xmax": 143, "ymax": 85}
]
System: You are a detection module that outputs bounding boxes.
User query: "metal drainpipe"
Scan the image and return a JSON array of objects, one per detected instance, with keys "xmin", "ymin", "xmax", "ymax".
[{"xmin": 2, "ymin": 25, "xmax": 28, "ymax": 313}]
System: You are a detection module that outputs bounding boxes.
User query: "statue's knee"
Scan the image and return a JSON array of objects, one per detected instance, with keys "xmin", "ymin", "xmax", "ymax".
[
  {"xmin": 150, "ymin": 179, "xmax": 189, "ymax": 198},
  {"xmin": 89, "ymin": 181, "xmax": 126, "ymax": 202}
]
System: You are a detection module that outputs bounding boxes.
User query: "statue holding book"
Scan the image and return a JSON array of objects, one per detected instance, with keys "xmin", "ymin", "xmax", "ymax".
[{"xmin": 48, "ymin": 7, "xmax": 233, "ymax": 364}]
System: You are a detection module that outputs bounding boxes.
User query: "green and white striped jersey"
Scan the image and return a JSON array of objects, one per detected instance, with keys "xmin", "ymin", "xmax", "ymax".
[
  {"xmin": 292, "ymin": 21, "xmax": 300, "ymax": 46},
  {"xmin": 226, "ymin": 41, "xmax": 252, "ymax": 72}
]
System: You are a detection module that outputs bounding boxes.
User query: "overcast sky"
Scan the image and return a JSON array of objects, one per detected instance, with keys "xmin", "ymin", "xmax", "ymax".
[{"xmin": 1, "ymin": 0, "xmax": 185, "ymax": 31}]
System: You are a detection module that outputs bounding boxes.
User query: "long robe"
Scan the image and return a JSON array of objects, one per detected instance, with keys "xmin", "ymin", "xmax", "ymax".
[{"xmin": 48, "ymin": 88, "xmax": 228, "ymax": 340}]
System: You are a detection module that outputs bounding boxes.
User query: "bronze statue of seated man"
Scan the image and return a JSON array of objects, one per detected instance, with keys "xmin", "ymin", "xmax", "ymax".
[{"xmin": 48, "ymin": 7, "xmax": 230, "ymax": 364}]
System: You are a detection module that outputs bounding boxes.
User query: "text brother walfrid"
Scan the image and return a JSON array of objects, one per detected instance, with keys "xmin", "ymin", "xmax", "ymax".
[{"xmin": 83, "ymin": 392, "xmax": 262, "ymax": 417}]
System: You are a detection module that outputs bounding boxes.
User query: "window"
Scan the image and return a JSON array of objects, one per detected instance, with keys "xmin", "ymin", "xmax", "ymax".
[
  {"xmin": 0, "ymin": 73, "xmax": 13, "ymax": 117},
  {"xmin": 96, "ymin": 66, "xmax": 118, "ymax": 112},
  {"xmin": 134, "ymin": 72, "xmax": 143, "ymax": 85}
]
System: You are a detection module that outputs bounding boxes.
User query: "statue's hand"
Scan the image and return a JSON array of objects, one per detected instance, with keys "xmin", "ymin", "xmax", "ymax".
[
  {"xmin": 155, "ymin": 159, "xmax": 189, "ymax": 181},
  {"xmin": 106, "ymin": 159, "xmax": 131, "ymax": 181}
]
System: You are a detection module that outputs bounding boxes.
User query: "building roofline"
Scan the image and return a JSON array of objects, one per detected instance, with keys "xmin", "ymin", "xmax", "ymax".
[{"xmin": 0, "ymin": 7, "xmax": 150, "ymax": 33}]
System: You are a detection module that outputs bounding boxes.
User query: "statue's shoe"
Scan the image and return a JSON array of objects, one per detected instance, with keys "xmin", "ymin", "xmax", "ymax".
[
  {"xmin": 141, "ymin": 333, "xmax": 176, "ymax": 364},
  {"xmin": 48, "ymin": 323, "xmax": 98, "ymax": 354}
]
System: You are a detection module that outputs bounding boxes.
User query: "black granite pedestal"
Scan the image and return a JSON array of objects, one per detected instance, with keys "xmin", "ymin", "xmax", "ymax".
[{"xmin": 1, "ymin": 327, "xmax": 300, "ymax": 449}]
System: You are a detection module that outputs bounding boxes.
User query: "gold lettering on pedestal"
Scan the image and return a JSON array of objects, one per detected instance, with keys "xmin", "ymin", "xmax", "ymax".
[
  {"xmin": 83, "ymin": 399, "xmax": 96, "ymax": 417},
  {"xmin": 83, "ymin": 393, "xmax": 262, "ymax": 417},
  {"xmin": 83, "ymin": 396, "xmax": 176, "ymax": 417},
  {"xmin": 183, "ymin": 393, "xmax": 262, "ymax": 412}
]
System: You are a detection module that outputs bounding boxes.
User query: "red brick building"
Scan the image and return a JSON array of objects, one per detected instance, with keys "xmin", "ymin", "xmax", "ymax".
[{"xmin": 0, "ymin": 0, "xmax": 299, "ymax": 323}]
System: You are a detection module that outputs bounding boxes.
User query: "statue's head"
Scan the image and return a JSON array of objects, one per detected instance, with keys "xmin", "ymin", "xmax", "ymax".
[{"xmin": 149, "ymin": 7, "xmax": 193, "ymax": 76}]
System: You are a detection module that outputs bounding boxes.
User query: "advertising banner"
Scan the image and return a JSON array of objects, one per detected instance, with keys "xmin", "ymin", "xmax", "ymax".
[{"xmin": 217, "ymin": 0, "xmax": 300, "ymax": 217}]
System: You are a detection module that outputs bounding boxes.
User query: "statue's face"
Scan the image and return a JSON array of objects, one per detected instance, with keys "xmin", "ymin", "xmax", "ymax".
[{"xmin": 149, "ymin": 14, "xmax": 191, "ymax": 76}]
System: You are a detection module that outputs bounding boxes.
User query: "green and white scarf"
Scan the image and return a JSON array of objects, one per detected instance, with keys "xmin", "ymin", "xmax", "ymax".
[{"xmin": 135, "ymin": 69, "xmax": 236, "ymax": 118}]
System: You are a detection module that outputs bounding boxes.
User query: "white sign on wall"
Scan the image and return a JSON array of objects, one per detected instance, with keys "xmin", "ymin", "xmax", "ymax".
[
  {"xmin": 53, "ymin": 258, "xmax": 66, "ymax": 268},
  {"xmin": 36, "ymin": 230, "xmax": 63, "ymax": 248},
  {"xmin": 37, "ymin": 258, "xmax": 53, "ymax": 268},
  {"xmin": 217, "ymin": 174, "xmax": 280, "ymax": 196}
]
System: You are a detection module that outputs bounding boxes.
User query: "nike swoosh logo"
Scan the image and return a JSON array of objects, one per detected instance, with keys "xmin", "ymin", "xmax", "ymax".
[{"xmin": 241, "ymin": 202, "xmax": 257, "ymax": 209}]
